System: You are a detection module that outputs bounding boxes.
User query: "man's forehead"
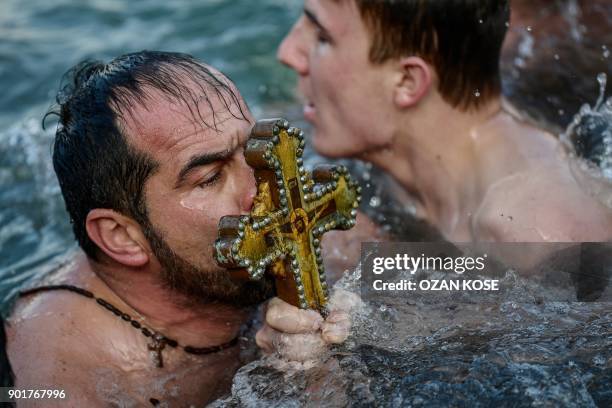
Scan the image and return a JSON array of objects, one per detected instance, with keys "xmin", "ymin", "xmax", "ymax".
[{"xmin": 119, "ymin": 84, "xmax": 249, "ymax": 159}]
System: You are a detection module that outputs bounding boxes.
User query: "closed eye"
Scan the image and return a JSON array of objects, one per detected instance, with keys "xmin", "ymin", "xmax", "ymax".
[{"xmin": 197, "ymin": 168, "xmax": 223, "ymax": 188}]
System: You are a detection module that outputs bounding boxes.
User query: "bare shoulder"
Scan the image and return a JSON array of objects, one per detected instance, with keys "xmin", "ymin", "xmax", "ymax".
[
  {"xmin": 6, "ymin": 265, "xmax": 114, "ymax": 403},
  {"xmin": 473, "ymin": 166, "xmax": 612, "ymax": 242},
  {"xmin": 7, "ymin": 291, "xmax": 106, "ymax": 388}
]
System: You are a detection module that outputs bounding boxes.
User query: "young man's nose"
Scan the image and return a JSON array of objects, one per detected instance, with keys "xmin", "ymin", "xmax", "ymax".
[{"xmin": 277, "ymin": 19, "xmax": 309, "ymax": 75}]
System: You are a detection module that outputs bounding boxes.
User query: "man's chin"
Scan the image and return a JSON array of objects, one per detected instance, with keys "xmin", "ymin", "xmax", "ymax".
[
  {"xmin": 155, "ymin": 246, "xmax": 275, "ymax": 307},
  {"xmin": 213, "ymin": 269, "xmax": 276, "ymax": 306},
  {"xmin": 229, "ymin": 275, "xmax": 276, "ymax": 307},
  {"xmin": 186, "ymin": 268, "xmax": 276, "ymax": 308}
]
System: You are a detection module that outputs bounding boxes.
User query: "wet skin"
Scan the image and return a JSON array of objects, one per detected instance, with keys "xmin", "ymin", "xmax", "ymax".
[
  {"xmin": 6, "ymin": 69, "xmax": 363, "ymax": 406},
  {"xmin": 7, "ymin": 73, "xmax": 258, "ymax": 406},
  {"xmin": 8, "ymin": 255, "xmax": 244, "ymax": 407},
  {"xmin": 278, "ymin": 0, "xmax": 612, "ymax": 247}
]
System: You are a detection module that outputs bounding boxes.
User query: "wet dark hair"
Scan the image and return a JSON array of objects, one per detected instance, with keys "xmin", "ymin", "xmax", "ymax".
[
  {"xmin": 45, "ymin": 51, "xmax": 247, "ymax": 259},
  {"xmin": 347, "ymin": 0, "xmax": 510, "ymax": 110}
]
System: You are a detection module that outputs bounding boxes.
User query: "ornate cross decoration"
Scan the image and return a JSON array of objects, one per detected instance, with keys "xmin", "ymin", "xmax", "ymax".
[{"xmin": 214, "ymin": 118, "xmax": 361, "ymax": 312}]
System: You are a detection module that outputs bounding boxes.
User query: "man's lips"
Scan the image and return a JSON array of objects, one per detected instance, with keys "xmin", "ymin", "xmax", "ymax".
[{"xmin": 303, "ymin": 102, "xmax": 316, "ymax": 122}]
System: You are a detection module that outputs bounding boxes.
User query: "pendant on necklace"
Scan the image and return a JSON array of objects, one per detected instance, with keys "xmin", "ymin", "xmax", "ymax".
[{"xmin": 147, "ymin": 334, "xmax": 167, "ymax": 368}]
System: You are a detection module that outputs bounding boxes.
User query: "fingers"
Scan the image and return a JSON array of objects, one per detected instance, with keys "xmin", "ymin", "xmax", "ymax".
[
  {"xmin": 275, "ymin": 332, "xmax": 326, "ymax": 362},
  {"xmin": 256, "ymin": 293, "xmax": 361, "ymax": 361},
  {"xmin": 256, "ymin": 323, "xmax": 327, "ymax": 362},
  {"xmin": 321, "ymin": 290, "xmax": 361, "ymax": 344},
  {"xmin": 255, "ymin": 324, "xmax": 277, "ymax": 353},
  {"xmin": 265, "ymin": 297, "xmax": 323, "ymax": 334},
  {"xmin": 321, "ymin": 310, "xmax": 351, "ymax": 344}
]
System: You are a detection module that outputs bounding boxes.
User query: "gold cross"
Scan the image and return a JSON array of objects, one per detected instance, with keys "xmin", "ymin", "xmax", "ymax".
[{"xmin": 214, "ymin": 118, "xmax": 361, "ymax": 313}]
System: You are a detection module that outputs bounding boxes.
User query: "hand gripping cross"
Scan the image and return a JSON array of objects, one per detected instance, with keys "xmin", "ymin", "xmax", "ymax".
[{"xmin": 214, "ymin": 119, "xmax": 361, "ymax": 313}]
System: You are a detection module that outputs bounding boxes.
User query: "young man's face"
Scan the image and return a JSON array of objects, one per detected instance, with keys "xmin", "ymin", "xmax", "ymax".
[
  {"xmin": 124, "ymin": 76, "xmax": 274, "ymax": 306},
  {"xmin": 277, "ymin": 0, "xmax": 394, "ymax": 158}
]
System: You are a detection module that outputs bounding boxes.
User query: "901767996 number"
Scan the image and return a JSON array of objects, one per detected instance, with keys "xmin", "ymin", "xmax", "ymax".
[{"xmin": 2, "ymin": 388, "xmax": 66, "ymax": 401}]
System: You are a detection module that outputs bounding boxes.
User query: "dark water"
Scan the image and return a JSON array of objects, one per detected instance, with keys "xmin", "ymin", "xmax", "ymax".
[
  {"xmin": 213, "ymin": 264, "xmax": 612, "ymax": 408},
  {"xmin": 501, "ymin": 0, "xmax": 612, "ymax": 133},
  {"xmin": 0, "ymin": 0, "xmax": 301, "ymax": 310}
]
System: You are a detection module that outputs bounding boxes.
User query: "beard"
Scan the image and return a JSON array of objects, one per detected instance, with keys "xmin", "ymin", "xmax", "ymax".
[{"xmin": 141, "ymin": 219, "xmax": 275, "ymax": 308}]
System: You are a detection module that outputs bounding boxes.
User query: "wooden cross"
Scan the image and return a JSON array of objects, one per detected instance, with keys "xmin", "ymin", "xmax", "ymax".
[{"xmin": 214, "ymin": 118, "xmax": 361, "ymax": 313}]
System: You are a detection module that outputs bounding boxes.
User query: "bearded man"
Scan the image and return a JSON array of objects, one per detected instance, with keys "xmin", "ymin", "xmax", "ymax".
[{"xmin": 6, "ymin": 51, "xmax": 352, "ymax": 406}]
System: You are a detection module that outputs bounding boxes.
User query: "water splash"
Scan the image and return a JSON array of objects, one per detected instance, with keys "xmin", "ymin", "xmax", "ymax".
[
  {"xmin": 368, "ymin": 196, "xmax": 381, "ymax": 208},
  {"xmin": 513, "ymin": 31, "xmax": 534, "ymax": 70},
  {"xmin": 595, "ymin": 72, "xmax": 607, "ymax": 109},
  {"xmin": 213, "ymin": 260, "xmax": 612, "ymax": 407},
  {"xmin": 562, "ymin": 73, "xmax": 612, "ymax": 208},
  {"xmin": 564, "ymin": 0, "xmax": 583, "ymax": 42}
]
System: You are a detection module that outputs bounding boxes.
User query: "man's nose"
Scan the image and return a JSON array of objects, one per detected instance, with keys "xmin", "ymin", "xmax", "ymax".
[
  {"xmin": 277, "ymin": 19, "xmax": 309, "ymax": 75},
  {"xmin": 238, "ymin": 161, "xmax": 257, "ymax": 215}
]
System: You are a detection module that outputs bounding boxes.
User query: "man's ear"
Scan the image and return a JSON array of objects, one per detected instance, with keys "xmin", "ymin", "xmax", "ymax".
[
  {"xmin": 393, "ymin": 56, "xmax": 433, "ymax": 108},
  {"xmin": 86, "ymin": 209, "xmax": 150, "ymax": 267}
]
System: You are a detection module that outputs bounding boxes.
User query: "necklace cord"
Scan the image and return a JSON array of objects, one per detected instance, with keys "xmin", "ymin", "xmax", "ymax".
[{"xmin": 19, "ymin": 285, "xmax": 239, "ymax": 361}]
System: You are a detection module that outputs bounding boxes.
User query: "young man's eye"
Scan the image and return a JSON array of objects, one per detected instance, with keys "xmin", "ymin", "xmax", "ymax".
[
  {"xmin": 197, "ymin": 170, "xmax": 222, "ymax": 188},
  {"xmin": 316, "ymin": 31, "xmax": 331, "ymax": 44}
]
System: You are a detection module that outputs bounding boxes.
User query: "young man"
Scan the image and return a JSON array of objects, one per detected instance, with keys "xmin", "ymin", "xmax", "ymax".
[
  {"xmin": 277, "ymin": 0, "xmax": 612, "ymax": 243},
  {"xmin": 6, "ymin": 51, "xmax": 351, "ymax": 406}
]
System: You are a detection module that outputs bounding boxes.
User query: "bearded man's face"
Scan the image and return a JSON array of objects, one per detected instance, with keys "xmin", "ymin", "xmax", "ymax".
[
  {"xmin": 124, "ymin": 75, "xmax": 275, "ymax": 307},
  {"xmin": 143, "ymin": 219, "xmax": 275, "ymax": 307}
]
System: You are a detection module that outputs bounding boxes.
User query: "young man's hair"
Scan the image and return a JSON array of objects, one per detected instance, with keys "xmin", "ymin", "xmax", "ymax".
[
  {"xmin": 45, "ymin": 51, "xmax": 247, "ymax": 259},
  {"xmin": 351, "ymin": 0, "xmax": 510, "ymax": 110}
]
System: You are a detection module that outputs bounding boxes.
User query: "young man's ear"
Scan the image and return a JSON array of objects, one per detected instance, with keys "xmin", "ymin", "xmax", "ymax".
[
  {"xmin": 85, "ymin": 209, "xmax": 150, "ymax": 267},
  {"xmin": 393, "ymin": 56, "xmax": 433, "ymax": 108}
]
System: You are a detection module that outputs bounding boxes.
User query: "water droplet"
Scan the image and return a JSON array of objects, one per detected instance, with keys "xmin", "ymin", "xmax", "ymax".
[
  {"xmin": 369, "ymin": 196, "xmax": 381, "ymax": 208},
  {"xmin": 474, "ymin": 89, "xmax": 481, "ymax": 98},
  {"xmin": 595, "ymin": 73, "xmax": 607, "ymax": 109},
  {"xmin": 526, "ymin": 26, "xmax": 532, "ymax": 32},
  {"xmin": 579, "ymin": 103, "xmax": 591, "ymax": 115},
  {"xmin": 513, "ymin": 57, "xmax": 526, "ymax": 68},
  {"xmin": 597, "ymin": 72, "xmax": 607, "ymax": 87},
  {"xmin": 592, "ymin": 354, "xmax": 606, "ymax": 366}
]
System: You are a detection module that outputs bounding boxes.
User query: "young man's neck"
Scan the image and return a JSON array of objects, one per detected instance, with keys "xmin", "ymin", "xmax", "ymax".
[
  {"xmin": 86, "ymin": 254, "xmax": 248, "ymax": 347},
  {"xmin": 367, "ymin": 94, "xmax": 504, "ymax": 239}
]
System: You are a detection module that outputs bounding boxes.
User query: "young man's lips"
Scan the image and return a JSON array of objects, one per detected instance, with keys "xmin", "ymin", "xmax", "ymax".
[{"xmin": 303, "ymin": 102, "xmax": 316, "ymax": 122}]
